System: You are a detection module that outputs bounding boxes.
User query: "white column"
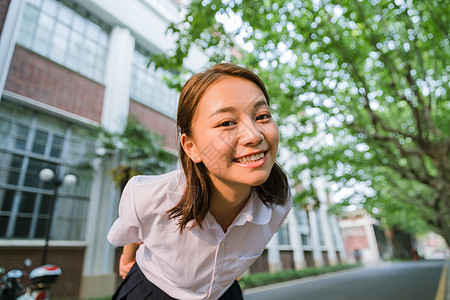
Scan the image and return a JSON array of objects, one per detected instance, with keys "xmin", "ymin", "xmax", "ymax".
[
  {"xmin": 80, "ymin": 158, "xmax": 119, "ymax": 299},
  {"xmin": 329, "ymin": 216, "xmax": 347, "ymax": 262},
  {"xmin": 101, "ymin": 26, "xmax": 135, "ymax": 132},
  {"xmin": 288, "ymin": 210, "xmax": 306, "ymax": 269},
  {"xmin": 364, "ymin": 223, "xmax": 381, "ymax": 265},
  {"xmin": 319, "ymin": 205, "xmax": 337, "ymax": 265},
  {"xmin": 79, "ymin": 26, "xmax": 134, "ymax": 299},
  {"xmin": 0, "ymin": 0, "xmax": 25, "ymax": 98},
  {"xmin": 267, "ymin": 233, "xmax": 282, "ymax": 273},
  {"xmin": 308, "ymin": 209, "xmax": 324, "ymax": 267}
]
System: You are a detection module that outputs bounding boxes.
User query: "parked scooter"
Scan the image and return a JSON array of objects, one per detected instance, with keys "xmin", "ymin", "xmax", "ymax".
[{"xmin": 0, "ymin": 260, "xmax": 61, "ymax": 300}]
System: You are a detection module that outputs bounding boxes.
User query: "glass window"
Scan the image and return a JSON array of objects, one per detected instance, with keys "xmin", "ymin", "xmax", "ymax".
[
  {"xmin": 39, "ymin": 194, "xmax": 52, "ymax": 214},
  {"xmin": 130, "ymin": 48, "xmax": 179, "ymax": 118},
  {"xmin": 295, "ymin": 209, "xmax": 309, "ymax": 227},
  {"xmin": 13, "ymin": 216, "xmax": 32, "ymax": 238},
  {"xmin": 0, "ymin": 111, "xmax": 94, "ymax": 241},
  {"xmin": 32, "ymin": 130, "xmax": 48, "ymax": 155},
  {"xmin": 34, "ymin": 217, "xmax": 48, "ymax": 238},
  {"xmin": 16, "ymin": 0, "xmax": 109, "ymax": 83},
  {"xmin": 41, "ymin": 0, "xmax": 57, "ymax": 15},
  {"xmin": 24, "ymin": 158, "xmax": 48, "ymax": 188},
  {"xmin": 14, "ymin": 124, "xmax": 29, "ymax": 150},
  {"xmin": 0, "ymin": 216, "xmax": 9, "ymax": 237},
  {"xmin": 7, "ymin": 155, "xmax": 23, "ymax": 185},
  {"xmin": 278, "ymin": 222, "xmax": 291, "ymax": 246},
  {"xmin": 19, "ymin": 192, "xmax": 37, "ymax": 213},
  {"xmin": 301, "ymin": 234, "xmax": 310, "ymax": 246},
  {"xmin": 0, "ymin": 118, "xmax": 11, "ymax": 146},
  {"xmin": 1, "ymin": 190, "xmax": 15, "ymax": 212},
  {"xmin": 50, "ymin": 134, "xmax": 64, "ymax": 158}
]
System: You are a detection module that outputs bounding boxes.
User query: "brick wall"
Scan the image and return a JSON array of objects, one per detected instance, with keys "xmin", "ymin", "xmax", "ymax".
[
  {"xmin": 342, "ymin": 226, "xmax": 369, "ymax": 252},
  {"xmin": 0, "ymin": 246, "xmax": 85, "ymax": 299},
  {"xmin": 128, "ymin": 99, "xmax": 178, "ymax": 151},
  {"xmin": 0, "ymin": 0, "xmax": 11, "ymax": 35},
  {"xmin": 5, "ymin": 45, "xmax": 105, "ymax": 123}
]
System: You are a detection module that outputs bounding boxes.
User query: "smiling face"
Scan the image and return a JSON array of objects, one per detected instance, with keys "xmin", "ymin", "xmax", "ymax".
[{"xmin": 181, "ymin": 76, "xmax": 279, "ymax": 193}]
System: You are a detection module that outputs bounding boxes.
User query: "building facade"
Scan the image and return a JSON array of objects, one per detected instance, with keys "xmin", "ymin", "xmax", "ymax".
[
  {"xmin": 0, "ymin": 0, "xmax": 346, "ymax": 298},
  {"xmin": 339, "ymin": 210, "xmax": 384, "ymax": 265},
  {"xmin": 252, "ymin": 177, "xmax": 347, "ymax": 274}
]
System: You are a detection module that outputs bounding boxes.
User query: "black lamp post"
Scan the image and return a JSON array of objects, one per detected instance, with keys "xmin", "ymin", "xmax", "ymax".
[{"xmin": 39, "ymin": 167, "xmax": 77, "ymax": 265}]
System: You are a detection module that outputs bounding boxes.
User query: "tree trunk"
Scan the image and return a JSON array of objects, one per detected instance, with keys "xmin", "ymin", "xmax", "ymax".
[{"xmin": 432, "ymin": 188, "xmax": 450, "ymax": 248}]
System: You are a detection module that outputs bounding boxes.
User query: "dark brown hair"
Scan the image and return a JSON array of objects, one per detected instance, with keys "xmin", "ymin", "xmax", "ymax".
[{"xmin": 168, "ymin": 63, "xmax": 289, "ymax": 231}]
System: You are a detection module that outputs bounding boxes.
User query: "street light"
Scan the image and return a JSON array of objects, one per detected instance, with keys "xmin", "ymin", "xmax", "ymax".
[{"xmin": 39, "ymin": 168, "xmax": 77, "ymax": 265}]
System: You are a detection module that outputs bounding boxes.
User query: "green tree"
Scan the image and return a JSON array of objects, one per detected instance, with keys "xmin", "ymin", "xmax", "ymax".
[
  {"xmin": 93, "ymin": 119, "xmax": 176, "ymax": 190},
  {"xmin": 153, "ymin": 0, "xmax": 449, "ymax": 245}
]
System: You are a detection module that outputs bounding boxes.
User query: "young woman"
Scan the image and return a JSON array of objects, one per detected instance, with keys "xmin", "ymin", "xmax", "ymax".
[{"xmin": 107, "ymin": 63, "xmax": 292, "ymax": 299}]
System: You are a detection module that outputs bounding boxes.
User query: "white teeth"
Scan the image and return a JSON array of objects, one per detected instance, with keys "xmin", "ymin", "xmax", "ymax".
[{"xmin": 236, "ymin": 152, "xmax": 264, "ymax": 164}]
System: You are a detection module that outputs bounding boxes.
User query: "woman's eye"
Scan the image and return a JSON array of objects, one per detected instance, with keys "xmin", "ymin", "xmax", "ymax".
[
  {"xmin": 219, "ymin": 121, "xmax": 236, "ymax": 127},
  {"xmin": 256, "ymin": 114, "xmax": 271, "ymax": 121}
]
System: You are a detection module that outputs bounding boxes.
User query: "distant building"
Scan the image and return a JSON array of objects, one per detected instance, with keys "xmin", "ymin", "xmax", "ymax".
[
  {"xmin": 339, "ymin": 209, "xmax": 419, "ymax": 264},
  {"xmin": 0, "ymin": 0, "xmax": 346, "ymax": 298},
  {"xmin": 251, "ymin": 177, "xmax": 347, "ymax": 273},
  {"xmin": 339, "ymin": 210, "xmax": 385, "ymax": 265},
  {"xmin": 416, "ymin": 231, "xmax": 449, "ymax": 260}
]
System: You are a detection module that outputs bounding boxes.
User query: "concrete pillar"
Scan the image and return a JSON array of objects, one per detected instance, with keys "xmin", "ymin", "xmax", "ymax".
[
  {"xmin": 288, "ymin": 210, "xmax": 306, "ymax": 269},
  {"xmin": 79, "ymin": 26, "xmax": 135, "ymax": 299},
  {"xmin": 308, "ymin": 209, "xmax": 323, "ymax": 267},
  {"xmin": 329, "ymin": 215, "xmax": 348, "ymax": 261},
  {"xmin": 101, "ymin": 26, "xmax": 135, "ymax": 132},
  {"xmin": 319, "ymin": 205, "xmax": 337, "ymax": 265},
  {"xmin": 79, "ymin": 158, "xmax": 119, "ymax": 299},
  {"xmin": 267, "ymin": 233, "xmax": 282, "ymax": 272},
  {"xmin": 0, "ymin": 0, "xmax": 25, "ymax": 98},
  {"xmin": 364, "ymin": 223, "xmax": 381, "ymax": 265}
]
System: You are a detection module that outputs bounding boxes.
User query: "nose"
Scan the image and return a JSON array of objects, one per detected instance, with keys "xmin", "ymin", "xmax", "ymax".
[{"xmin": 240, "ymin": 121, "xmax": 263, "ymax": 145}]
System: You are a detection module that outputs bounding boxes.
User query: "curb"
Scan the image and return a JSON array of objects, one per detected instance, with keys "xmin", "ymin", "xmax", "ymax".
[{"xmin": 243, "ymin": 266, "xmax": 365, "ymax": 295}]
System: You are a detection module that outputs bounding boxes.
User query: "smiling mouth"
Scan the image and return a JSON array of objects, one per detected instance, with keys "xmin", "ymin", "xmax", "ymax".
[{"xmin": 233, "ymin": 152, "xmax": 266, "ymax": 164}]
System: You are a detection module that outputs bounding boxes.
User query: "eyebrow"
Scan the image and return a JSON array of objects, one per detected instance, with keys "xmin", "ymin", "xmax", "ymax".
[{"xmin": 209, "ymin": 99, "xmax": 269, "ymax": 118}]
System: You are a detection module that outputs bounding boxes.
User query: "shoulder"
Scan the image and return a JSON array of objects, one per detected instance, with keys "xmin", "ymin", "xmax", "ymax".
[
  {"xmin": 130, "ymin": 169, "xmax": 184, "ymax": 213},
  {"xmin": 132, "ymin": 169, "xmax": 182, "ymax": 188}
]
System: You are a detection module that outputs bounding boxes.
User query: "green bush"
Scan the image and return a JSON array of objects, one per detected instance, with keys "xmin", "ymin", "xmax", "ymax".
[{"xmin": 238, "ymin": 263, "xmax": 362, "ymax": 289}]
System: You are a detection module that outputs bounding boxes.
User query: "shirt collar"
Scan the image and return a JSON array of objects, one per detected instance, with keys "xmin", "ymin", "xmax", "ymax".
[
  {"xmin": 205, "ymin": 188, "xmax": 272, "ymax": 230},
  {"xmin": 233, "ymin": 189, "xmax": 272, "ymax": 226},
  {"xmin": 167, "ymin": 171, "xmax": 272, "ymax": 228}
]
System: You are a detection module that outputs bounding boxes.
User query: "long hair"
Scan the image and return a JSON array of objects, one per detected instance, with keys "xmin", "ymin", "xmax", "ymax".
[{"xmin": 167, "ymin": 63, "xmax": 289, "ymax": 232}]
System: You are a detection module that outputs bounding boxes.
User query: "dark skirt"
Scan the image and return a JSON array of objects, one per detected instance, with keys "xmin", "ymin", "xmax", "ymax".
[{"xmin": 113, "ymin": 263, "xmax": 243, "ymax": 300}]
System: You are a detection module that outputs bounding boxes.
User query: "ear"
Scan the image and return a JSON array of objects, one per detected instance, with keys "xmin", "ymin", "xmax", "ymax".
[{"xmin": 180, "ymin": 133, "xmax": 202, "ymax": 163}]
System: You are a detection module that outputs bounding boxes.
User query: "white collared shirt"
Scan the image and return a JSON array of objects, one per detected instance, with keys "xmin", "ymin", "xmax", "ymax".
[{"xmin": 107, "ymin": 169, "xmax": 292, "ymax": 299}]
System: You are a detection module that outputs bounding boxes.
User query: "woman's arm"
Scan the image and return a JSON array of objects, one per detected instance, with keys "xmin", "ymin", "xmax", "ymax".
[{"xmin": 119, "ymin": 242, "xmax": 142, "ymax": 279}]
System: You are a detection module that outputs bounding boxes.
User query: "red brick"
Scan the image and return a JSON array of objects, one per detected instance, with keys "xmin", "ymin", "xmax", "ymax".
[
  {"xmin": 0, "ymin": 246, "xmax": 84, "ymax": 299},
  {"xmin": 5, "ymin": 45, "xmax": 105, "ymax": 122},
  {"xmin": 0, "ymin": 0, "xmax": 11, "ymax": 35},
  {"xmin": 128, "ymin": 99, "xmax": 178, "ymax": 151}
]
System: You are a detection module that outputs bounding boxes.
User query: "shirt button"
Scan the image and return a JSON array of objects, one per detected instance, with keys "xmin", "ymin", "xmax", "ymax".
[
  {"xmin": 220, "ymin": 242, "xmax": 224, "ymax": 248},
  {"xmin": 246, "ymin": 215, "xmax": 253, "ymax": 222}
]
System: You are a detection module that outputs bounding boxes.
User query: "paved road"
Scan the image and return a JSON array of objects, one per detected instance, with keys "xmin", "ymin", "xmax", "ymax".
[{"xmin": 244, "ymin": 260, "xmax": 445, "ymax": 300}]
